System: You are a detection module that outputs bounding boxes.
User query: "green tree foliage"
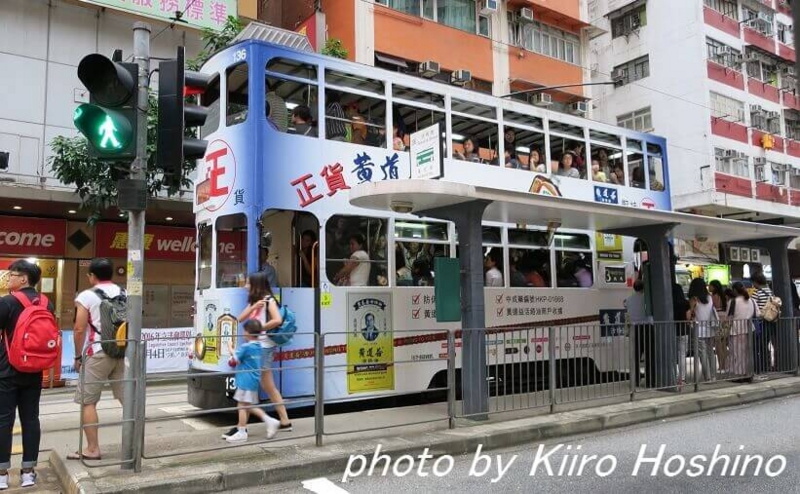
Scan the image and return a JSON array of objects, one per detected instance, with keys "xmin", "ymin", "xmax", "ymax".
[
  {"xmin": 49, "ymin": 16, "xmax": 243, "ymax": 223},
  {"xmin": 321, "ymin": 38, "xmax": 348, "ymax": 59}
]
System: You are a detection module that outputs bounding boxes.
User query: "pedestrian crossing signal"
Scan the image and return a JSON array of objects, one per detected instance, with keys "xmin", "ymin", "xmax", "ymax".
[{"xmin": 74, "ymin": 53, "xmax": 138, "ymax": 160}]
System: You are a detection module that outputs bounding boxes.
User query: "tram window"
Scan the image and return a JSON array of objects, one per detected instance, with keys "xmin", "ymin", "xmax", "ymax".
[
  {"xmin": 556, "ymin": 251, "xmax": 593, "ymax": 288},
  {"xmin": 508, "ymin": 228, "xmax": 548, "ymax": 247},
  {"xmin": 326, "ymin": 69, "xmax": 384, "ymax": 95},
  {"xmin": 482, "ymin": 226, "xmax": 502, "ymax": 244},
  {"xmin": 215, "ymin": 214, "xmax": 248, "ymax": 288},
  {"xmin": 452, "ymin": 98, "xmax": 496, "ymax": 120},
  {"xmin": 326, "ymin": 215, "xmax": 387, "ymax": 287},
  {"xmin": 392, "ymin": 85, "xmax": 445, "ymax": 109},
  {"xmin": 266, "ymin": 57, "xmax": 318, "ymax": 81},
  {"xmin": 647, "ymin": 143, "xmax": 666, "ymax": 191},
  {"xmin": 484, "ymin": 247, "xmax": 504, "ymax": 287},
  {"xmin": 226, "ymin": 63, "xmax": 248, "ymax": 127},
  {"xmin": 395, "ymin": 220, "xmax": 450, "ymax": 287},
  {"xmin": 265, "ymin": 76, "xmax": 319, "ymax": 136},
  {"xmin": 324, "ymin": 89, "xmax": 386, "ymax": 147},
  {"xmin": 503, "ymin": 110, "xmax": 544, "ymax": 131},
  {"xmin": 590, "ymin": 145, "xmax": 624, "ymax": 185},
  {"xmin": 451, "ymin": 114, "xmax": 498, "ymax": 165},
  {"xmin": 199, "ymin": 74, "xmax": 221, "ymax": 138},
  {"xmin": 503, "ymin": 125, "xmax": 545, "ymax": 172},
  {"xmin": 259, "ymin": 210, "xmax": 320, "ymax": 288},
  {"xmin": 509, "ymin": 248, "xmax": 551, "ymax": 288},
  {"xmin": 553, "ymin": 233, "xmax": 591, "ymax": 250},
  {"xmin": 393, "ymin": 104, "xmax": 445, "ymax": 151},
  {"xmin": 589, "ymin": 130, "xmax": 621, "ymax": 147},
  {"xmin": 628, "ymin": 150, "xmax": 646, "ymax": 189},
  {"xmin": 198, "ymin": 223, "xmax": 212, "ymax": 290},
  {"xmin": 549, "ymin": 135, "xmax": 586, "ymax": 179}
]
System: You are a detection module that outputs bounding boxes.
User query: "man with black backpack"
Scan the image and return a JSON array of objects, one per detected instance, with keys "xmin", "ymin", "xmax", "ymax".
[
  {"xmin": 0, "ymin": 260, "xmax": 58, "ymax": 490},
  {"xmin": 69, "ymin": 258, "xmax": 126, "ymax": 461}
]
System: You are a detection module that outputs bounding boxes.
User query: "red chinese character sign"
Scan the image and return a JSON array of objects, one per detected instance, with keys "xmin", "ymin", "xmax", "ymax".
[{"xmin": 196, "ymin": 140, "xmax": 237, "ymax": 213}]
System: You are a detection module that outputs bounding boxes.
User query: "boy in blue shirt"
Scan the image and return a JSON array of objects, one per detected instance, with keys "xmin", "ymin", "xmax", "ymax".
[{"xmin": 224, "ymin": 320, "xmax": 280, "ymax": 443}]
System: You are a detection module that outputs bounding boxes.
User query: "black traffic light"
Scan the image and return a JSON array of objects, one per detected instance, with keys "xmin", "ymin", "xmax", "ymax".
[
  {"xmin": 157, "ymin": 46, "xmax": 212, "ymax": 186},
  {"xmin": 74, "ymin": 52, "xmax": 139, "ymax": 160}
]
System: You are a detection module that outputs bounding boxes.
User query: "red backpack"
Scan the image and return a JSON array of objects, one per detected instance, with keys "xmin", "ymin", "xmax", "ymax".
[{"xmin": 3, "ymin": 292, "xmax": 61, "ymax": 373}]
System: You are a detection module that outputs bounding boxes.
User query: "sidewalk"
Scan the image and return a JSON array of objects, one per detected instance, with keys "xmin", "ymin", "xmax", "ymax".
[{"xmin": 52, "ymin": 376, "xmax": 800, "ymax": 493}]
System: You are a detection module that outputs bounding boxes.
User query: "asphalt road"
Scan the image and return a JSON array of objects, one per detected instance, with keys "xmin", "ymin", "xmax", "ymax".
[{"xmin": 259, "ymin": 395, "xmax": 800, "ymax": 493}]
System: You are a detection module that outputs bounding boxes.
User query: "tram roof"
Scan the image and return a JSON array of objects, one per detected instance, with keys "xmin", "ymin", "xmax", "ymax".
[{"xmin": 349, "ymin": 180, "xmax": 800, "ymax": 244}]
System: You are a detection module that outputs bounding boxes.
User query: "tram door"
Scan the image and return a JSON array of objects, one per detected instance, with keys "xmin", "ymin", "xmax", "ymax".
[{"xmin": 260, "ymin": 209, "xmax": 319, "ymax": 399}]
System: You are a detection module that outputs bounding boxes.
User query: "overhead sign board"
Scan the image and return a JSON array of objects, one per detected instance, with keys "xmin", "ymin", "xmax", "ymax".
[
  {"xmin": 79, "ymin": 0, "xmax": 237, "ymax": 31},
  {"xmin": 410, "ymin": 123, "xmax": 443, "ymax": 180}
]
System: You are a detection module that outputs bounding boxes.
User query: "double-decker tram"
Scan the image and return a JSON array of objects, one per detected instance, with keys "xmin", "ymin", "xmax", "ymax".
[{"xmin": 187, "ymin": 33, "xmax": 672, "ymax": 410}]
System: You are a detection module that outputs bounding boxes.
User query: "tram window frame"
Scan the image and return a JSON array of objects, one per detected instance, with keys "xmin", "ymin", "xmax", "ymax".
[
  {"xmin": 226, "ymin": 62, "xmax": 249, "ymax": 127},
  {"xmin": 259, "ymin": 209, "xmax": 320, "ymax": 289},
  {"xmin": 199, "ymin": 74, "xmax": 221, "ymax": 138},
  {"xmin": 394, "ymin": 219, "xmax": 451, "ymax": 287},
  {"xmin": 555, "ymin": 233, "xmax": 593, "ymax": 288},
  {"xmin": 625, "ymin": 137, "xmax": 645, "ymax": 189},
  {"xmin": 451, "ymin": 113, "xmax": 499, "ymax": 165},
  {"xmin": 589, "ymin": 143, "xmax": 624, "ymax": 185},
  {"xmin": 646, "ymin": 142, "xmax": 666, "ymax": 191},
  {"xmin": 392, "ymin": 102, "xmax": 445, "ymax": 152},
  {"xmin": 507, "ymin": 227, "xmax": 552, "ymax": 288},
  {"xmin": 197, "ymin": 223, "xmax": 213, "ymax": 290},
  {"xmin": 481, "ymin": 226, "xmax": 505, "ymax": 288},
  {"xmin": 323, "ymin": 88, "xmax": 387, "ymax": 148},
  {"xmin": 326, "ymin": 215, "xmax": 388, "ymax": 287},
  {"xmin": 502, "ymin": 123, "xmax": 546, "ymax": 172},
  {"xmin": 215, "ymin": 214, "xmax": 248, "ymax": 289},
  {"xmin": 265, "ymin": 57, "xmax": 319, "ymax": 136}
]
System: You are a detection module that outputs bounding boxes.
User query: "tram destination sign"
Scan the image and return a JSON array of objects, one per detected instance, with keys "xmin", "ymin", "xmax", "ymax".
[{"xmin": 410, "ymin": 123, "xmax": 443, "ymax": 180}]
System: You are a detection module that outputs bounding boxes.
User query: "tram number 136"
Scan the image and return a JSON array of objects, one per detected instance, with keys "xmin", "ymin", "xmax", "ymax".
[{"xmin": 225, "ymin": 376, "xmax": 237, "ymax": 397}]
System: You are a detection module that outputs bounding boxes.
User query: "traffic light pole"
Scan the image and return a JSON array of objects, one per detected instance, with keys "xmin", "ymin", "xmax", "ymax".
[{"xmin": 121, "ymin": 21, "xmax": 150, "ymax": 472}]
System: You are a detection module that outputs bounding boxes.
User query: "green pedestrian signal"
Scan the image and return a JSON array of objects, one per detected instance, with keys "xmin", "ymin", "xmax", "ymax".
[
  {"xmin": 73, "ymin": 104, "xmax": 133, "ymax": 152},
  {"xmin": 75, "ymin": 53, "xmax": 138, "ymax": 160}
]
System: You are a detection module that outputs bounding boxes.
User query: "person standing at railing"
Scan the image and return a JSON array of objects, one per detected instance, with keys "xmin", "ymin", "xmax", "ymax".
[
  {"xmin": 708, "ymin": 280, "xmax": 729, "ymax": 373},
  {"xmin": 751, "ymin": 273, "xmax": 775, "ymax": 375},
  {"xmin": 688, "ymin": 278, "xmax": 717, "ymax": 382},
  {"xmin": 727, "ymin": 282, "xmax": 759, "ymax": 378},
  {"xmin": 624, "ymin": 280, "xmax": 654, "ymax": 388},
  {"xmin": 673, "ymin": 283, "xmax": 691, "ymax": 390},
  {"xmin": 0, "ymin": 260, "xmax": 53, "ymax": 489}
]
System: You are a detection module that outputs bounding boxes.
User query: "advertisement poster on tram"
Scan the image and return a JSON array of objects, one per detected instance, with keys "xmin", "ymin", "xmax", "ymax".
[{"xmin": 347, "ymin": 293, "xmax": 394, "ymax": 393}]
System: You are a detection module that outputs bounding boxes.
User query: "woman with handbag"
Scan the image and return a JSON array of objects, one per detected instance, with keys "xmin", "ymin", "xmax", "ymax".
[
  {"xmin": 726, "ymin": 282, "xmax": 759, "ymax": 376},
  {"xmin": 709, "ymin": 281, "xmax": 729, "ymax": 372},
  {"xmin": 688, "ymin": 278, "xmax": 717, "ymax": 382}
]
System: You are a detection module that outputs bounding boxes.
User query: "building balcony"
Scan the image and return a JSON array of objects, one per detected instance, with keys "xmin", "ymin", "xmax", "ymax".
[
  {"xmin": 703, "ymin": 7, "xmax": 740, "ymax": 37},
  {"xmin": 707, "ymin": 60, "xmax": 746, "ymax": 90},
  {"xmin": 791, "ymin": 188, "xmax": 800, "ymax": 206},
  {"xmin": 714, "ymin": 172, "xmax": 753, "ymax": 198},
  {"xmin": 744, "ymin": 27, "xmax": 778, "ymax": 55},
  {"xmin": 755, "ymin": 181, "xmax": 790, "ymax": 203},
  {"xmin": 748, "ymin": 78, "xmax": 781, "ymax": 103},
  {"xmin": 778, "ymin": 0, "xmax": 791, "ymax": 15},
  {"xmin": 778, "ymin": 43, "xmax": 796, "ymax": 63},
  {"xmin": 787, "ymin": 138, "xmax": 800, "ymax": 158},
  {"xmin": 711, "ymin": 117, "xmax": 749, "ymax": 143},
  {"xmin": 751, "ymin": 129, "xmax": 785, "ymax": 153},
  {"xmin": 784, "ymin": 91, "xmax": 800, "ymax": 111}
]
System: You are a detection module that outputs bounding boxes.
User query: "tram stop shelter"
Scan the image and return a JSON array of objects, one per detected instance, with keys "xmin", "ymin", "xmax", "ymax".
[{"xmin": 350, "ymin": 179, "xmax": 800, "ymax": 418}]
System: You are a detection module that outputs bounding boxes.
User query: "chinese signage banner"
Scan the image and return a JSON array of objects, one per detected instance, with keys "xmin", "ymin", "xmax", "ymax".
[
  {"xmin": 80, "ymin": 0, "xmax": 237, "ymax": 31},
  {"xmin": 347, "ymin": 293, "xmax": 394, "ymax": 394},
  {"xmin": 410, "ymin": 123, "xmax": 442, "ymax": 180}
]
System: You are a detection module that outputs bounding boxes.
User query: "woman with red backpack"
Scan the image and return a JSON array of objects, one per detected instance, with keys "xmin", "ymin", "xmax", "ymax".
[{"xmin": 0, "ymin": 260, "xmax": 58, "ymax": 490}]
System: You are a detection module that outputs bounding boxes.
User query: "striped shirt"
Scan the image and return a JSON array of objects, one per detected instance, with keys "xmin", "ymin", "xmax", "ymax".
[
  {"xmin": 325, "ymin": 102, "xmax": 348, "ymax": 139},
  {"xmin": 753, "ymin": 287, "xmax": 773, "ymax": 312}
]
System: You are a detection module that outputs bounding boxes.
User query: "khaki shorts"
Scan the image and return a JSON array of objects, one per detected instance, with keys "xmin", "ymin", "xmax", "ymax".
[{"xmin": 74, "ymin": 353, "xmax": 126, "ymax": 405}]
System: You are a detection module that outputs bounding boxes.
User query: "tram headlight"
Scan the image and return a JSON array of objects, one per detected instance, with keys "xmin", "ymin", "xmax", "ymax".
[{"xmin": 194, "ymin": 334, "xmax": 206, "ymax": 361}]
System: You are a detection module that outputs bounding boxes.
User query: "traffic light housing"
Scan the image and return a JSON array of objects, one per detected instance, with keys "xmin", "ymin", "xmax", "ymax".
[
  {"xmin": 158, "ymin": 46, "xmax": 212, "ymax": 187},
  {"xmin": 74, "ymin": 53, "xmax": 138, "ymax": 160}
]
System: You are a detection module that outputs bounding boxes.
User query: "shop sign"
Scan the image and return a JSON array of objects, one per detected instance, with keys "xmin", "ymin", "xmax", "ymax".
[
  {"xmin": 94, "ymin": 223, "xmax": 244, "ymax": 261},
  {"xmin": 0, "ymin": 217, "xmax": 66, "ymax": 257}
]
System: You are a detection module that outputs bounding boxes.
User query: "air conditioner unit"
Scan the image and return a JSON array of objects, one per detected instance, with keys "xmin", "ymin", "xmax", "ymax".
[
  {"xmin": 767, "ymin": 111, "xmax": 780, "ymax": 119},
  {"xmin": 724, "ymin": 149, "xmax": 736, "ymax": 157},
  {"xmin": 530, "ymin": 93, "xmax": 553, "ymax": 106},
  {"xmin": 731, "ymin": 53, "xmax": 744, "ymax": 65},
  {"xmin": 630, "ymin": 15, "xmax": 641, "ymax": 30},
  {"xmin": 570, "ymin": 101, "xmax": 589, "ymax": 115},
  {"xmin": 451, "ymin": 69, "xmax": 472, "ymax": 85},
  {"xmin": 736, "ymin": 151, "xmax": 748, "ymax": 159},
  {"xmin": 418, "ymin": 60, "xmax": 440, "ymax": 78},
  {"xmin": 751, "ymin": 104, "xmax": 764, "ymax": 113},
  {"xmin": 757, "ymin": 11, "xmax": 772, "ymax": 23},
  {"xmin": 783, "ymin": 66, "xmax": 796, "ymax": 77},
  {"xmin": 611, "ymin": 68, "xmax": 625, "ymax": 82},
  {"xmin": 518, "ymin": 7, "xmax": 534, "ymax": 23},
  {"xmin": 479, "ymin": 0, "xmax": 498, "ymax": 15},
  {"xmin": 754, "ymin": 157, "xmax": 767, "ymax": 165}
]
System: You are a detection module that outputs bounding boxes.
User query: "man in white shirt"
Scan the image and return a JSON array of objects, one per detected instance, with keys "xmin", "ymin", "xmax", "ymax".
[
  {"xmin": 484, "ymin": 250, "xmax": 503, "ymax": 287},
  {"xmin": 68, "ymin": 258, "xmax": 124, "ymax": 461},
  {"xmin": 335, "ymin": 234, "xmax": 371, "ymax": 286}
]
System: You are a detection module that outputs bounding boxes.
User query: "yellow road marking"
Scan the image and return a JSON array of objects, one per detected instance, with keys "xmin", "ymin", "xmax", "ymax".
[
  {"xmin": 11, "ymin": 445, "xmax": 22, "ymax": 455},
  {"xmin": 12, "ymin": 426, "xmax": 21, "ymax": 435}
]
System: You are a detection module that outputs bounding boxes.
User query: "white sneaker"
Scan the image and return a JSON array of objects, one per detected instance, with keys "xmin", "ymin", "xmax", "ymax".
[
  {"xmin": 265, "ymin": 417, "xmax": 279, "ymax": 439},
  {"xmin": 20, "ymin": 470, "xmax": 36, "ymax": 488},
  {"xmin": 0, "ymin": 473, "xmax": 8, "ymax": 490},
  {"xmin": 225, "ymin": 429, "xmax": 248, "ymax": 443}
]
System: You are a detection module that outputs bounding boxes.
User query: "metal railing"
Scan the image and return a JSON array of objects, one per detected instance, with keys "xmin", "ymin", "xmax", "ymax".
[{"xmin": 71, "ymin": 317, "xmax": 800, "ymax": 472}]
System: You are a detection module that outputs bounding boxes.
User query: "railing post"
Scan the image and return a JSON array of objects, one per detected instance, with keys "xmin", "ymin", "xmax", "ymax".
[
  {"xmin": 314, "ymin": 333, "xmax": 325, "ymax": 447},
  {"xmin": 795, "ymin": 318, "xmax": 800, "ymax": 377},
  {"xmin": 132, "ymin": 340, "xmax": 147, "ymax": 473},
  {"xmin": 629, "ymin": 323, "xmax": 636, "ymax": 401},
  {"xmin": 693, "ymin": 322, "xmax": 700, "ymax": 393},
  {"xmin": 548, "ymin": 326, "xmax": 556, "ymax": 413},
  {"xmin": 748, "ymin": 319, "xmax": 756, "ymax": 381},
  {"xmin": 447, "ymin": 330, "xmax": 456, "ymax": 429}
]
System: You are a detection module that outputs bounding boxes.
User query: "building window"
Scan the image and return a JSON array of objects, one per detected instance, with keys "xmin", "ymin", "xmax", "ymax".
[
  {"xmin": 617, "ymin": 107, "xmax": 652, "ymax": 132},
  {"xmin": 710, "ymin": 91, "xmax": 745, "ymax": 121},
  {"xmin": 745, "ymin": 50, "xmax": 778, "ymax": 86},
  {"xmin": 749, "ymin": 106, "xmax": 781, "ymax": 134},
  {"xmin": 714, "ymin": 148, "xmax": 750, "ymax": 178},
  {"xmin": 706, "ymin": 37, "xmax": 742, "ymax": 70},
  {"xmin": 791, "ymin": 169, "xmax": 800, "ymax": 189},
  {"xmin": 610, "ymin": 3, "xmax": 647, "ymax": 39},
  {"xmin": 769, "ymin": 162, "xmax": 787, "ymax": 185},
  {"xmin": 510, "ymin": 20, "xmax": 582, "ymax": 65},
  {"xmin": 778, "ymin": 22, "xmax": 793, "ymax": 46},
  {"xmin": 704, "ymin": 0, "xmax": 739, "ymax": 19},
  {"xmin": 613, "ymin": 55, "xmax": 650, "ymax": 86},
  {"xmin": 786, "ymin": 114, "xmax": 800, "ymax": 140},
  {"xmin": 376, "ymin": 0, "xmax": 483, "ymax": 35},
  {"xmin": 742, "ymin": 6, "xmax": 773, "ymax": 36}
]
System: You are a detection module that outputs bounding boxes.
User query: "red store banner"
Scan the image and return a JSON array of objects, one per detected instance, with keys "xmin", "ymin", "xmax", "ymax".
[
  {"xmin": 94, "ymin": 223, "xmax": 244, "ymax": 262},
  {"xmin": 0, "ymin": 216, "xmax": 66, "ymax": 257}
]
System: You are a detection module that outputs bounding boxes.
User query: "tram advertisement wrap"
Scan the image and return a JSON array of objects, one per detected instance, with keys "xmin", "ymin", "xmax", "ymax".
[{"xmin": 347, "ymin": 293, "xmax": 394, "ymax": 393}]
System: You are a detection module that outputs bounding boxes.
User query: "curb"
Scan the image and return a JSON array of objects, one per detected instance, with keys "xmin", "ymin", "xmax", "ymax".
[{"xmin": 53, "ymin": 378, "xmax": 800, "ymax": 493}]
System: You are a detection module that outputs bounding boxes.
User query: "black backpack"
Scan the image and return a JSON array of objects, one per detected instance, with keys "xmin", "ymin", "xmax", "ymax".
[{"xmin": 90, "ymin": 288, "xmax": 128, "ymax": 359}]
